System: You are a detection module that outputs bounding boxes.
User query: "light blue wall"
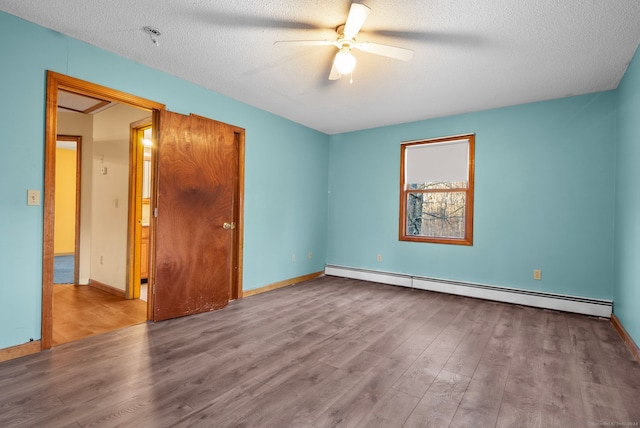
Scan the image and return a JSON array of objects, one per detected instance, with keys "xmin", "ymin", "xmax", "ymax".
[
  {"xmin": 615, "ymin": 44, "xmax": 640, "ymax": 346},
  {"xmin": 327, "ymin": 92, "xmax": 617, "ymax": 300},
  {"xmin": 0, "ymin": 12, "xmax": 329, "ymax": 349}
]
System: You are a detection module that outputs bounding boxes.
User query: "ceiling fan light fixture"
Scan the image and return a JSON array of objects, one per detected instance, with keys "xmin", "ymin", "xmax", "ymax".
[
  {"xmin": 274, "ymin": 3, "xmax": 413, "ymax": 81},
  {"xmin": 334, "ymin": 48, "xmax": 356, "ymax": 75}
]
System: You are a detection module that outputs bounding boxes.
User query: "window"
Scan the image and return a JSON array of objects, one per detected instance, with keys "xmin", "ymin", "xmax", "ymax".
[{"xmin": 399, "ymin": 133, "xmax": 475, "ymax": 245}]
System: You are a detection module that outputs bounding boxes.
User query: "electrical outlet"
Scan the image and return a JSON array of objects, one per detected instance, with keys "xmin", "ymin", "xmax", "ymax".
[
  {"xmin": 377, "ymin": 254, "xmax": 382, "ymax": 262},
  {"xmin": 308, "ymin": 252, "xmax": 313, "ymax": 259},
  {"xmin": 100, "ymin": 256, "xmax": 104, "ymax": 265},
  {"xmin": 533, "ymin": 269, "xmax": 541, "ymax": 280}
]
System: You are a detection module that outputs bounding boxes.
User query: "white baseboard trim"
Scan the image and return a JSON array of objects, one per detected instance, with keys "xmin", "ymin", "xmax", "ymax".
[{"xmin": 324, "ymin": 265, "xmax": 612, "ymax": 318}]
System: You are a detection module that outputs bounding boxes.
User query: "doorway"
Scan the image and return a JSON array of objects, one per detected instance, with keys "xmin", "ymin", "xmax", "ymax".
[
  {"xmin": 44, "ymin": 72, "xmax": 163, "ymax": 348},
  {"xmin": 43, "ymin": 71, "xmax": 245, "ymax": 350},
  {"xmin": 53, "ymin": 135, "xmax": 81, "ymax": 286},
  {"xmin": 52, "ymin": 92, "xmax": 152, "ymax": 345}
]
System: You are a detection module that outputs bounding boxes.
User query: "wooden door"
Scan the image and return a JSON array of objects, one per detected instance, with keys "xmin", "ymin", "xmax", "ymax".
[{"xmin": 153, "ymin": 110, "xmax": 239, "ymax": 321}]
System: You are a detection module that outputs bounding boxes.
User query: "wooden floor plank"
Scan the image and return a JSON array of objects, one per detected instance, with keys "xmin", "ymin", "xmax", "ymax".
[
  {"xmin": 447, "ymin": 304, "xmax": 526, "ymax": 428},
  {"xmin": 52, "ymin": 284, "xmax": 147, "ymax": 346},
  {"xmin": 442, "ymin": 300, "xmax": 504, "ymax": 377},
  {"xmin": 313, "ymin": 354, "xmax": 417, "ymax": 428},
  {"xmin": 0, "ymin": 389, "xmax": 66, "ymax": 428},
  {"xmin": 0, "ymin": 276, "xmax": 638, "ymax": 427},
  {"xmin": 215, "ymin": 362, "xmax": 337, "ymax": 428},
  {"xmin": 540, "ymin": 310, "xmax": 587, "ymax": 427},
  {"xmin": 495, "ymin": 307, "xmax": 546, "ymax": 427},
  {"xmin": 540, "ymin": 351, "xmax": 586, "ymax": 427},
  {"xmin": 391, "ymin": 297, "xmax": 483, "ymax": 398},
  {"xmin": 264, "ymin": 368, "xmax": 366, "ymax": 427},
  {"xmin": 448, "ymin": 353, "xmax": 510, "ymax": 428},
  {"xmin": 402, "ymin": 369, "xmax": 471, "ymax": 428},
  {"xmin": 354, "ymin": 387, "xmax": 420, "ymax": 428}
]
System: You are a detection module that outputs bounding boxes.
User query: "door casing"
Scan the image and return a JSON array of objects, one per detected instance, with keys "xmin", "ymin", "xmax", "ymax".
[
  {"xmin": 43, "ymin": 71, "xmax": 244, "ymax": 349},
  {"xmin": 127, "ymin": 119, "xmax": 152, "ymax": 301}
]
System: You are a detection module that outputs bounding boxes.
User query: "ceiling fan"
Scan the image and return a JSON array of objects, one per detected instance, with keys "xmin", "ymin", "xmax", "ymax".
[{"xmin": 274, "ymin": 3, "xmax": 414, "ymax": 80}]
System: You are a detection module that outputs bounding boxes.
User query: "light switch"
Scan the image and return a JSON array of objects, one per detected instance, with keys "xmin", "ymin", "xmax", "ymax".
[{"xmin": 27, "ymin": 190, "xmax": 41, "ymax": 206}]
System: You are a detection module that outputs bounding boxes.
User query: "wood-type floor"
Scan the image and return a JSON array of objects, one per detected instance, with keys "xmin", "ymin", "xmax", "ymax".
[
  {"xmin": 2, "ymin": 276, "xmax": 639, "ymax": 427},
  {"xmin": 53, "ymin": 284, "xmax": 147, "ymax": 345}
]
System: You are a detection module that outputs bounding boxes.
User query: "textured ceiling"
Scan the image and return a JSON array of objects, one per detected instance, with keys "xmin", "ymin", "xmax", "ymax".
[{"xmin": 2, "ymin": 0, "xmax": 640, "ymax": 134}]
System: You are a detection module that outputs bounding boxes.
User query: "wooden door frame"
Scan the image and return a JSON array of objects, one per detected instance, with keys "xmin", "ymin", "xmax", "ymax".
[
  {"xmin": 43, "ymin": 71, "xmax": 165, "ymax": 350},
  {"xmin": 127, "ymin": 119, "xmax": 152, "ymax": 301},
  {"xmin": 231, "ymin": 128, "xmax": 245, "ymax": 301},
  {"xmin": 44, "ymin": 71, "xmax": 245, "ymax": 349},
  {"xmin": 55, "ymin": 134, "xmax": 82, "ymax": 285}
]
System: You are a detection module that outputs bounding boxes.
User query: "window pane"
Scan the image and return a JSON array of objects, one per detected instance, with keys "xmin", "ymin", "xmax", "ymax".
[
  {"xmin": 400, "ymin": 133, "xmax": 474, "ymax": 245},
  {"xmin": 406, "ymin": 192, "xmax": 466, "ymax": 238},
  {"xmin": 408, "ymin": 181, "xmax": 467, "ymax": 190},
  {"xmin": 405, "ymin": 140, "xmax": 469, "ymax": 184}
]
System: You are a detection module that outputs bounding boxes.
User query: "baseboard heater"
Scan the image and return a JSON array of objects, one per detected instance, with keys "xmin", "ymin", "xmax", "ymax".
[{"xmin": 324, "ymin": 265, "xmax": 612, "ymax": 318}]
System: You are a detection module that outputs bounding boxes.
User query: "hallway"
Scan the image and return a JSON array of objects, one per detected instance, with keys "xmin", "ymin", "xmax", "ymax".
[{"xmin": 53, "ymin": 284, "xmax": 147, "ymax": 345}]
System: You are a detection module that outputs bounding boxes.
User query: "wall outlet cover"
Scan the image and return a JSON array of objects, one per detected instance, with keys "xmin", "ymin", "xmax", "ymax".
[{"xmin": 27, "ymin": 190, "xmax": 41, "ymax": 206}]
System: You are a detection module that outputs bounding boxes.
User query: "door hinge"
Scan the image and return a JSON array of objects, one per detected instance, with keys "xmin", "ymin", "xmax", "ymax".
[{"xmin": 154, "ymin": 207, "xmax": 158, "ymax": 218}]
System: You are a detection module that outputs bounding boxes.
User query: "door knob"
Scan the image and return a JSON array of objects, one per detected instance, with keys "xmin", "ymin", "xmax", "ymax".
[{"xmin": 223, "ymin": 222, "xmax": 236, "ymax": 230}]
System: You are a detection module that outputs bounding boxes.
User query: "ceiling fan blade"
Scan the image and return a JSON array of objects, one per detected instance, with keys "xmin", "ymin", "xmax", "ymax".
[
  {"xmin": 329, "ymin": 62, "xmax": 342, "ymax": 80},
  {"xmin": 355, "ymin": 42, "xmax": 414, "ymax": 61},
  {"xmin": 343, "ymin": 3, "xmax": 370, "ymax": 39},
  {"xmin": 369, "ymin": 29, "xmax": 483, "ymax": 47},
  {"xmin": 274, "ymin": 40, "xmax": 336, "ymax": 47},
  {"xmin": 187, "ymin": 8, "xmax": 322, "ymax": 30}
]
